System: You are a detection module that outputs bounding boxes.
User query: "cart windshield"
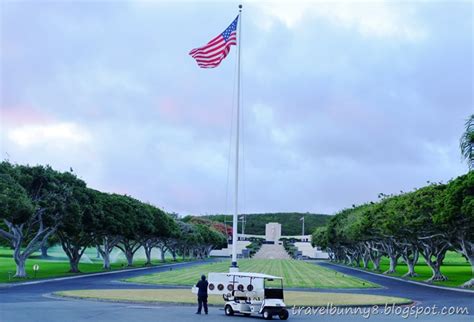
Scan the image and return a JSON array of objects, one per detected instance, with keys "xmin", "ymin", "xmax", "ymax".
[
  {"xmin": 264, "ymin": 278, "xmax": 284, "ymax": 299},
  {"xmin": 264, "ymin": 278, "xmax": 283, "ymax": 288}
]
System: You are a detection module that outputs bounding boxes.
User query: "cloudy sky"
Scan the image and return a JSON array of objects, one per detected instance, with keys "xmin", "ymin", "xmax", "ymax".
[{"xmin": 1, "ymin": 0, "xmax": 472, "ymax": 215}]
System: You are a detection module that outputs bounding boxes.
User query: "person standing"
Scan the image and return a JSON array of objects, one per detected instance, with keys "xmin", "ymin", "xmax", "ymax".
[{"xmin": 195, "ymin": 274, "xmax": 209, "ymax": 314}]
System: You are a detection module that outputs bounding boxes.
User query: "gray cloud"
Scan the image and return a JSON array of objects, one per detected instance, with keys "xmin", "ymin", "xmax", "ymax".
[{"xmin": 1, "ymin": 1, "xmax": 472, "ymax": 215}]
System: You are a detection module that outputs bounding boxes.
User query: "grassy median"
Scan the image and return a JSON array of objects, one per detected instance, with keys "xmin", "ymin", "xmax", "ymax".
[
  {"xmin": 55, "ymin": 289, "xmax": 411, "ymax": 306},
  {"xmin": 125, "ymin": 259, "xmax": 379, "ymax": 289},
  {"xmin": 355, "ymin": 251, "xmax": 472, "ymax": 288},
  {"xmin": 0, "ymin": 247, "xmax": 188, "ymax": 283}
]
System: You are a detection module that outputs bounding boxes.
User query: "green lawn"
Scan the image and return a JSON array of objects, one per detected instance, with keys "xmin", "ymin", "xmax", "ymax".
[
  {"xmin": 355, "ymin": 251, "xmax": 472, "ymax": 288},
  {"xmin": 125, "ymin": 259, "xmax": 379, "ymax": 289},
  {"xmin": 56, "ymin": 289, "xmax": 411, "ymax": 306},
  {"xmin": 0, "ymin": 247, "xmax": 188, "ymax": 283}
]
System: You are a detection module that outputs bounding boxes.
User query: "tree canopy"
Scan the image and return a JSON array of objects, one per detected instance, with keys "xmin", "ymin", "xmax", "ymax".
[
  {"xmin": 201, "ymin": 213, "xmax": 329, "ymax": 236},
  {"xmin": 312, "ymin": 172, "xmax": 474, "ymax": 287},
  {"xmin": 0, "ymin": 161, "xmax": 227, "ymax": 277}
]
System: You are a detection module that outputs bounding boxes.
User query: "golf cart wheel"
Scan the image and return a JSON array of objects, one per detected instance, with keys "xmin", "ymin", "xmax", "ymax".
[
  {"xmin": 278, "ymin": 309, "xmax": 289, "ymax": 320},
  {"xmin": 225, "ymin": 305, "xmax": 234, "ymax": 316},
  {"xmin": 262, "ymin": 309, "xmax": 273, "ymax": 320}
]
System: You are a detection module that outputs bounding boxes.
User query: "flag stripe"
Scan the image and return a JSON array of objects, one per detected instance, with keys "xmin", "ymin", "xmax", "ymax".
[
  {"xmin": 193, "ymin": 43, "xmax": 234, "ymax": 67},
  {"xmin": 189, "ymin": 16, "xmax": 238, "ymax": 69},
  {"xmin": 191, "ymin": 42, "xmax": 236, "ymax": 61},
  {"xmin": 194, "ymin": 47, "xmax": 232, "ymax": 67},
  {"xmin": 190, "ymin": 33, "xmax": 236, "ymax": 57}
]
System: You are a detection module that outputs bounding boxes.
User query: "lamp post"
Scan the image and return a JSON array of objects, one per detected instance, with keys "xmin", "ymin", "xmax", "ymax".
[
  {"xmin": 300, "ymin": 216, "xmax": 305, "ymax": 241},
  {"xmin": 223, "ymin": 217, "xmax": 233, "ymax": 244},
  {"xmin": 239, "ymin": 215, "xmax": 246, "ymax": 240}
]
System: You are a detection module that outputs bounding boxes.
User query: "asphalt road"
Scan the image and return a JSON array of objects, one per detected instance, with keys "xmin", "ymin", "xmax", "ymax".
[
  {"xmin": 0, "ymin": 260, "xmax": 472, "ymax": 322},
  {"xmin": 314, "ymin": 262, "xmax": 474, "ymax": 311}
]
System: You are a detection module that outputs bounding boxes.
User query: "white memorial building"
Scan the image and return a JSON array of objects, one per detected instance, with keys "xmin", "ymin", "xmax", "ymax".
[{"xmin": 210, "ymin": 222, "xmax": 329, "ymax": 259}]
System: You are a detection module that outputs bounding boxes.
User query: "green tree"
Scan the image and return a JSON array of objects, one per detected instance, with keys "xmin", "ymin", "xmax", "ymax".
[
  {"xmin": 460, "ymin": 114, "xmax": 474, "ymax": 171},
  {"xmin": 142, "ymin": 205, "xmax": 176, "ymax": 264},
  {"xmin": 439, "ymin": 172, "xmax": 474, "ymax": 287},
  {"xmin": 57, "ymin": 182, "xmax": 99, "ymax": 273},
  {"xmin": 194, "ymin": 224, "xmax": 226, "ymax": 258},
  {"xmin": 389, "ymin": 194, "xmax": 420, "ymax": 277},
  {"xmin": 172, "ymin": 221, "xmax": 202, "ymax": 260},
  {"xmin": 409, "ymin": 184, "xmax": 450, "ymax": 282},
  {"xmin": 0, "ymin": 162, "xmax": 70, "ymax": 278},
  {"xmin": 115, "ymin": 196, "xmax": 155, "ymax": 266},
  {"xmin": 0, "ymin": 170, "xmax": 35, "ymax": 277},
  {"xmin": 94, "ymin": 192, "xmax": 126, "ymax": 270},
  {"xmin": 311, "ymin": 227, "xmax": 328, "ymax": 251}
]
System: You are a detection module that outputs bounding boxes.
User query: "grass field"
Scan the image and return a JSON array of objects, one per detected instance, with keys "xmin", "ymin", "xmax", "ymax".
[
  {"xmin": 355, "ymin": 251, "xmax": 472, "ymax": 288},
  {"xmin": 0, "ymin": 247, "xmax": 187, "ymax": 283},
  {"xmin": 56, "ymin": 289, "xmax": 411, "ymax": 306},
  {"xmin": 125, "ymin": 259, "xmax": 379, "ymax": 289}
]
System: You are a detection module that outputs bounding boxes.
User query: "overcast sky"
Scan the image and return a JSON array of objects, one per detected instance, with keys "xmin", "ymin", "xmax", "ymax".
[{"xmin": 1, "ymin": 0, "xmax": 472, "ymax": 215}]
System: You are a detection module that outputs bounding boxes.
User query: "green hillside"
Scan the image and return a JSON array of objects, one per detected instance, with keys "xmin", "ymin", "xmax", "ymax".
[{"xmin": 201, "ymin": 213, "xmax": 330, "ymax": 236}]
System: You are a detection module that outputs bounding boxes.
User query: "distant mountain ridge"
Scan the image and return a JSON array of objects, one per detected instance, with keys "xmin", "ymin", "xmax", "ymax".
[{"xmin": 200, "ymin": 213, "xmax": 330, "ymax": 236}]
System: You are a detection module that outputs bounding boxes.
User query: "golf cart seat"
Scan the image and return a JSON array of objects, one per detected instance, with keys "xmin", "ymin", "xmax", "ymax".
[
  {"xmin": 223, "ymin": 290, "xmax": 247, "ymax": 303},
  {"xmin": 264, "ymin": 288, "xmax": 284, "ymax": 299}
]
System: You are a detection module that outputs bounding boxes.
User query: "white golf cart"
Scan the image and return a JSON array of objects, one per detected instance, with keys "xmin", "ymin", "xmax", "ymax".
[{"xmin": 194, "ymin": 272, "xmax": 289, "ymax": 320}]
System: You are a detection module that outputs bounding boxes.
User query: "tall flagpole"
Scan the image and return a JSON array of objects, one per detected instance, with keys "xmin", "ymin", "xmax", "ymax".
[
  {"xmin": 302, "ymin": 217, "xmax": 305, "ymax": 239},
  {"xmin": 231, "ymin": 4, "xmax": 242, "ymax": 270}
]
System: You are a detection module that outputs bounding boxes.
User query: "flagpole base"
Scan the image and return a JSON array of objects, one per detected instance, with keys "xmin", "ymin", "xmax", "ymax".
[{"xmin": 229, "ymin": 262, "xmax": 239, "ymax": 273}]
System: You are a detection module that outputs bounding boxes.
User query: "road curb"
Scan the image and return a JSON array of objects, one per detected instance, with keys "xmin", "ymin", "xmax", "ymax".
[
  {"xmin": 1, "ymin": 261, "xmax": 204, "ymax": 288},
  {"xmin": 319, "ymin": 262, "xmax": 474, "ymax": 294},
  {"xmin": 45, "ymin": 292, "xmax": 223, "ymax": 307},
  {"xmin": 46, "ymin": 291, "xmax": 414, "ymax": 308}
]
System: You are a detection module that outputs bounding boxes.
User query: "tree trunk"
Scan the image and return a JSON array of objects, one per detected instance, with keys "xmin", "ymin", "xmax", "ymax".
[
  {"xmin": 345, "ymin": 254, "xmax": 353, "ymax": 266},
  {"xmin": 372, "ymin": 255, "xmax": 381, "ymax": 271},
  {"xmin": 144, "ymin": 246, "xmax": 152, "ymax": 266},
  {"xmin": 451, "ymin": 236, "xmax": 474, "ymax": 288},
  {"xmin": 403, "ymin": 258, "xmax": 418, "ymax": 277},
  {"xmin": 342, "ymin": 248, "xmax": 353, "ymax": 265},
  {"xmin": 116, "ymin": 240, "xmax": 140, "ymax": 267},
  {"xmin": 97, "ymin": 243, "xmax": 112, "ymax": 270},
  {"xmin": 40, "ymin": 245, "xmax": 49, "ymax": 258},
  {"xmin": 58, "ymin": 234, "xmax": 88, "ymax": 274},
  {"xmin": 327, "ymin": 250, "xmax": 335, "ymax": 261},
  {"xmin": 379, "ymin": 240, "xmax": 400, "ymax": 274},
  {"xmin": 102, "ymin": 252, "xmax": 111, "ymax": 270},
  {"xmin": 354, "ymin": 255, "xmax": 360, "ymax": 267},
  {"xmin": 364, "ymin": 242, "xmax": 383, "ymax": 271},
  {"xmin": 160, "ymin": 247, "xmax": 166, "ymax": 262},
  {"xmin": 384, "ymin": 255, "xmax": 400, "ymax": 274},
  {"xmin": 462, "ymin": 255, "xmax": 474, "ymax": 288},
  {"xmin": 425, "ymin": 260, "xmax": 447, "ymax": 282},
  {"xmin": 171, "ymin": 250, "xmax": 177, "ymax": 261},
  {"xmin": 68, "ymin": 254, "xmax": 82, "ymax": 273},
  {"xmin": 63, "ymin": 246, "xmax": 83, "ymax": 273},
  {"xmin": 418, "ymin": 238, "xmax": 449, "ymax": 283},
  {"xmin": 401, "ymin": 248, "xmax": 418, "ymax": 277},
  {"xmin": 2, "ymin": 214, "xmax": 56, "ymax": 279},
  {"xmin": 70, "ymin": 258, "xmax": 80, "ymax": 273},
  {"xmin": 97, "ymin": 236, "xmax": 121, "ymax": 270},
  {"xmin": 361, "ymin": 255, "xmax": 369, "ymax": 269},
  {"xmin": 125, "ymin": 250, "xmax": 134, "ymax": 266},
  {"xmin": 462, "ymin": 279, "xmax": 474, "ymax": 288},
  {"xmin": 13, "ymin": 254, "xmax": 27, "ymax": 278}
]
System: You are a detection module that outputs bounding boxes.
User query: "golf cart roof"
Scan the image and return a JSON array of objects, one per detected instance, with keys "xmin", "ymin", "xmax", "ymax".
[{"xmin": 226, "ymin": 272, "xmax": 282, "ymax": 280}]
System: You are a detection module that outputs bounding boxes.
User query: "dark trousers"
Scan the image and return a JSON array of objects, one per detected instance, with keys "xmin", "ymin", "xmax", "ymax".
[{"xmin": 197, "ymin": 295, "xmax": 208, "ymax": 313}]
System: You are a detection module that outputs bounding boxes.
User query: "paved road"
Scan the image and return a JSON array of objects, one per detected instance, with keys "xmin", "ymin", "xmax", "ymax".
[
  {"xmin": 314, "ymin": 262, "xmax": 474, "ymax": 311},
  {"xmin": 0, "ymin": 260, "xmax": 472, "ymax": 322},
  {"xmin": 253, "ymin": 244, "xmax": 291, "ymax": 259}
]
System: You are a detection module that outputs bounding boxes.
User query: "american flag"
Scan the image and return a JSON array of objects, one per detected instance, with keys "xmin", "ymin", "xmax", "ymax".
[{"xmin": 189, "ymin": 16, "xmax": 239, "ymax": 68}]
